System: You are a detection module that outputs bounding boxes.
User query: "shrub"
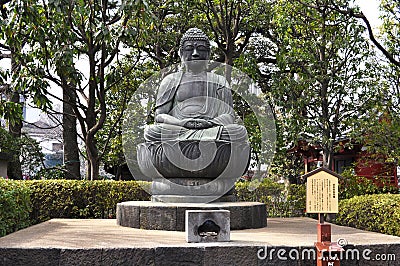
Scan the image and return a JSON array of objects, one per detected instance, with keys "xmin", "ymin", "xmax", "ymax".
[
  {"xmin": 339, "ymin": 169, "xmax": 398, "ymax": 200},
  {"xmin": 0, "ymin": 179, "xmax": 31, "ymax": 236},
  {"xmin": 286, "ymin": 184, "xmax": 306, "ymax": 216},
  {"xmin": 336, "ymin": 194, "xmax": 400, "ymax": 237},
  {"xmin": 3, "ymin": 178, "xmax": 400, "ymax": 238},
  {"xmin": 26, "ymin": 180, "xmax": 150, "ymax": 224},
  {"xmin": 34, "ymin": 168, "xmax": 66, "ymax": 180},
  {"xmin": 235, "ymin": 179, "xmax": 306, "ymax": 217}
]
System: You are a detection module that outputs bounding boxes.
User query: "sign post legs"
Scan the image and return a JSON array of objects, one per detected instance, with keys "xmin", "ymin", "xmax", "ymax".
[{"xmin": 315, "ymin": 213, "xmax": 343, "ymax": 266}]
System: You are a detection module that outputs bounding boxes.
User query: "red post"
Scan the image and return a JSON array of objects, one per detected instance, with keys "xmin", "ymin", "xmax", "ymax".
[{"xmin": 315, "ymin": 213, "xmax": 343, "ymax": 266}]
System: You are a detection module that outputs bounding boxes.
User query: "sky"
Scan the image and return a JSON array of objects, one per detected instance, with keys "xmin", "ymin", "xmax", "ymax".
[
  {"xmin": 5, "ymin": 1, "xmax": 382, "ymax": 122},
  {"xmin": 355, "ymin": 0, "xmax": 381, "ymax": 29}
]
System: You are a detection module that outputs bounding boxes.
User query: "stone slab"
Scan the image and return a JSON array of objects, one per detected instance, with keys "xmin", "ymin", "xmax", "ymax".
[
  {"xmin": 185, "ymin": 210, "xmax": 230, "ymax": 243},
  {"xmin": 0, "ymin": 218, "xmax": 399, "ymax": 265},
  {"xmin": 117, "ymin": 201, "xmax": 267, "ymax": 231}
]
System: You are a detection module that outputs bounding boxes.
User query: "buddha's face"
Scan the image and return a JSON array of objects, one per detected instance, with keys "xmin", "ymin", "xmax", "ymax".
[{"xmin": 180, "ymin": 40, "xmax": 210, "ymax": 72}]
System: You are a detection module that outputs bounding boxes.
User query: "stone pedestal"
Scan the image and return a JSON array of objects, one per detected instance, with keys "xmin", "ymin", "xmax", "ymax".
[
  {"xmin": 186, "ymin": 210, "xmax": 230, "ymax": 243},
  {"xmin": 151, "ymin": 178, "xmax": 236, "ymax": 203},
  {"xmin": 116, "ymin": 201, "xmax": 267, "ymax": 231}
]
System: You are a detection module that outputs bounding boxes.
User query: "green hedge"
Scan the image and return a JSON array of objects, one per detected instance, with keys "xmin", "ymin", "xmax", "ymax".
[
  {"xmin": 1, "ymin": 179, "xmax": 306, "ymax": 236},
  {"xmin": 339, "ymin": 169, "xmax": 398, "ymax": 200},
  {"xmin": 3, "ymin": 179, "xmax": 399, "ymax": 238},
  {"xmin": 0, "ymin": 180, "xmax": 31, "ymax": 237},
  {"xmin": 27, "ymin": 179, "xmax": 306, "ymax": 222},
  {"xmin": 336, "ymin": 194, "xmax": 400, "ymax": 237},
  {"xmin": 26, "ymin": 180, "xmax": 150, "ymax": 224},
  {"xmin": 235, "ymin": 179, "xmax": 306, "ymax": 217}
]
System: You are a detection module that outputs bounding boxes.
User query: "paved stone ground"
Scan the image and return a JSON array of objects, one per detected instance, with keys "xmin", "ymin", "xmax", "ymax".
[{"xmin": 0, "ymin": 217, "xmax": 399, "ymax": 265}]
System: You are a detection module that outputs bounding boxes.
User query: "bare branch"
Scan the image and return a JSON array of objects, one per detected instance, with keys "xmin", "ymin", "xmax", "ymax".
[
  {"xmin": 0, "ymin": 52, "xmax": 11, "ymax": 60},
  {"xmin": 23, "ymin": 119, "xmax": 61, "ymax": 130}
]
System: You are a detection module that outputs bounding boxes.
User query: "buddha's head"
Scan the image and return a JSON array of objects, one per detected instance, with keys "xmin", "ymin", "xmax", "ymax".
[{"xmin": 179, "ymin": 28, "xmax": 210, "ymax": 72}]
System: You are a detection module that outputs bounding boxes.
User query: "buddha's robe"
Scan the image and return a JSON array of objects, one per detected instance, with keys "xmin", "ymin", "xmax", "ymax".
[{"xmin": 144, "ymin": 71, "xmax": 248, "ymax": 142}]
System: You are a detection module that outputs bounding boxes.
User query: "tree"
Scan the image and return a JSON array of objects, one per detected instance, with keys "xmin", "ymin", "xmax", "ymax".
[
  {"xmin": 104, "ymin": 0, "xmax": 280, "ymax": 177},
  {"xmin": 0, "ymin": 126, "xmax": 44, "ymax": 179},
  {"xmin": 133, "ymin": 0, "xmax": 198, "ymax": 69},
  {"xmin": 3, "ymin": 0, "xmax": 148, "ymax": 180},
  {"xmin": 0, "ymin": 0, "xmax": 26, "ymax": 179},
  {"xmin": 327, "ymin": 0, "xmax": 400, "ymax": 68},
  {"xmin": 197, "ymin": 0, "xmax": 271, "ymax": 71},
  {"xmin": 98, "ymin": 0, "xmax": 197, "ymax": 179},
  {"xmin": 197, "ymin": 0, "xmax": 277, "ymax": 170},
  {"xmin": 61, "ymin": 76, "xmax": 80, "ymax": 179},
  {"xmin": 99, "ymin": 59, "xmax": 156, "ymax": 179},
  {"xmin": 379, "ymin": 0, "xmax": 400, "ymax": 116},
  {"xmin": 352, "ymin": 0, "xmax": 400, "ymax": 167},
  {"xmin": 272, "ymin": 0, "xmax": 377, "ymax": 170}
]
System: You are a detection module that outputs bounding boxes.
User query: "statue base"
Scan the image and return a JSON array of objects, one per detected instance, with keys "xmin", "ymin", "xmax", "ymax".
[
  {"xmin": 116, "ymin": 201, "xmax": 267, "ymax": 231},
  {"xmin": 151, "ymin": 194, "xmax": 236, "ymax": 203},
  {"xmin": 151, "ymin": 177, "xmax": 236, "ymax": 203}
]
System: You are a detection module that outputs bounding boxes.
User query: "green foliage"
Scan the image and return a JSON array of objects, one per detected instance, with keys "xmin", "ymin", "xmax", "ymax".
[
  {"xmin": 380, "ymin": 0, "xmax": 400, "ymax": 58},
  {"xmin": 269, "ymin": 151, "xmax": 305, "ymax": 184},
  {"xmin": 0, "ymin": 127, "xmax": 15, "ymax": 155},
  {"xmin": 19, "ymin": 135, "xmax": 45, "ymax": 178},
  {"xmin": 349, "ymin": 0, "xmax": 400, "ymax": 167},
  {"xmin": 3, "ymin": 178, "xmax": 400, "ymax": 238},
  {"xmin": 0, "ymin": 102, "xmax": 23, "ymax": 125},
  {"xmin": 34, "ymin": 168, "xmax": 66, "ymax": 180},
  {"xmin": 0, "ymin": 180, "xmax": 31, "ymax": 237},
  {"xmin": 286, "ymin": 184, "xmax": 307, "ymax": 216},
  {"xmin": 100, "ymin": 61, "xmax": 157, "ymax": 174},
  {"xmin": 2, "ymin": 0, "xmax": 152, "ymax": 180},
  {"xmin": 272, "ymin": 0, "xmax": 377, "ymax": 168},
  {"xmin": 26, "ymin": 180, "xmax": 150, "ymax": 224},
  {"xmin": 0, "ymin": 127, "xmax": 44, "ymax": 179},
  {"xmin": 336, "ymin": 194, "xmax": 400, "ymax": 237},
  {"xmin": 339, "ymin": 168, "xmax": 398, "ymax": 200},
  {"xmin": 354, "ymin": 83, "xmax": 400, "ymax": 167},
  {"xmin": 133, "ymin": 0, "xmax": 194, "ymax": 68},
  {"xmin": 235, "ymin": 179, "xmax": 306, "ymax": 217}
]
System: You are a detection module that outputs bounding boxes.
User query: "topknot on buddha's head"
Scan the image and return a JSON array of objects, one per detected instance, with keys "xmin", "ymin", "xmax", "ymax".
[{"xmin": 179, "ymin": 28, "xmax": 211, "ymax": 51}]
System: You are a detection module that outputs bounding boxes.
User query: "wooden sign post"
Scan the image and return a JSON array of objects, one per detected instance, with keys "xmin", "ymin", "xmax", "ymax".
[{"xmin": 303, "ymin": 168, "xmax": 344, "ymax": 266}]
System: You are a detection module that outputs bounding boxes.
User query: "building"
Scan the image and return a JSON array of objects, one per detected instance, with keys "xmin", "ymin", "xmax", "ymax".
[
  {"xmin": 288, "ymin": 139, "xmax": 399, "ymax": 188},
  {"xmin": 22, "ymin": 118, "xmax": 63, "ymax": 171}
]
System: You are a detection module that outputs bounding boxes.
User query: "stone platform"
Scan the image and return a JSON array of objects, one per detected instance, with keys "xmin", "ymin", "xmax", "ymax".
[
  {"xmin": 116, "ymin": 201, "xmax": 266, "ymax": 231},
  {"xmin": 1, "ymin": 218, "xmax": 399, "ymax": 266}
]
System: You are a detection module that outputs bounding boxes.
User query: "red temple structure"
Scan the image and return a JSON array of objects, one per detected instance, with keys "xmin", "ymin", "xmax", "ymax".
[{"xmin": 288, "ymin": 139, "xmax": 398, "ymax": 188}]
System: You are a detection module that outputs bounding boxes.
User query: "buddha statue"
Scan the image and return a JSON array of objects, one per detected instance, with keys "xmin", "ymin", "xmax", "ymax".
[{"xmin": 137, "ymin": 28, "xmax": 250, "ymax": 202}]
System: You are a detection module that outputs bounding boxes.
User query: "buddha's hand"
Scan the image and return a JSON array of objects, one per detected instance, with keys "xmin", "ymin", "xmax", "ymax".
[{"xmin": 183, "ymin": 119, "xmax": 213, "ymax": 129}]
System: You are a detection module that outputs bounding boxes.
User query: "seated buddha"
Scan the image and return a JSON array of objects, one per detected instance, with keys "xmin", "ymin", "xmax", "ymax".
[{"xmin": 137, "ymin": 28, "xmax": 249, "ymax": 184}]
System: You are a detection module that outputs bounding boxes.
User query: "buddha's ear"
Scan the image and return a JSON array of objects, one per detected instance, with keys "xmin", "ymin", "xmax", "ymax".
[{"xmin": 205, "ymin": 51, "xmax": 211, "ymax": 60}]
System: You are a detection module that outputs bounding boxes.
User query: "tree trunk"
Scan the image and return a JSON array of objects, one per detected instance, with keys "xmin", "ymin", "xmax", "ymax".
[
  {"xmin": 90, "ymin": 157, "xmax": 100, "ymax": 181},
  {"xmin": 86, "ymin": 144, "xmax": 100, "ymax": 180},
  {"xmin": 7, "ymin": 91, "xmax": 23, "ymax": 179},
  {"xmin": 62, "ymin": 87, "xmax": 80, "ymax": 179},
  {"xmin": 86, "ymin": 132, "xmax": 100, "ymax": 180},
  {"xmin": 7, "ymin": 53, "xmax": 22, "ymax": 179}
]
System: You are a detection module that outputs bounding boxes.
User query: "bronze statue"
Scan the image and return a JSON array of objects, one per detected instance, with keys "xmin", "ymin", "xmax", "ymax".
[{"xmin": 137, "ymin": 28, "xmax": 250, "ymax": 202}]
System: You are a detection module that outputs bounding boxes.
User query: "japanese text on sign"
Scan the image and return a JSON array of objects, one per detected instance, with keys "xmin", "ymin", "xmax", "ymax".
[{"xmin": 306, "ymin": 171, "xmax": 339, "ymax": 213}]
